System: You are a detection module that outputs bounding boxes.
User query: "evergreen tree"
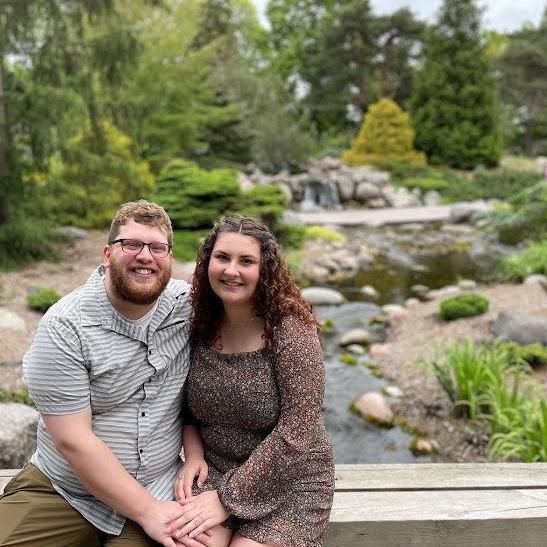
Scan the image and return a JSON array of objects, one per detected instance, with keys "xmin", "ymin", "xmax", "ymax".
[
  {"xmin": 409, "ymin": 0, "xmax": 501, "ymax": 168},
  {"xmin": 342, "ymin": 98, "xmax": 426, "ymax": 166}
]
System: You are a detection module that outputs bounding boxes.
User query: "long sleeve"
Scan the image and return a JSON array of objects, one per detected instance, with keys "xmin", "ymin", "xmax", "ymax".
[{"xmin": 217, "ymin": 315, "xmax": 330, "ymax": 519}]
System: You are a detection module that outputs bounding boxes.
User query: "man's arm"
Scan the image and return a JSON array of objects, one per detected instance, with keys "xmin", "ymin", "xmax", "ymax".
[{"xmin": 43, "ymin": 409, "xmax": 187, "ymax": 546}]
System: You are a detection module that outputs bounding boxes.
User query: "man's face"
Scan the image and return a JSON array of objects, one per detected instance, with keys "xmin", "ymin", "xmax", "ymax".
[{"xmin": 103, "ymin": 218, "xmax": 172, "ymax": 305}]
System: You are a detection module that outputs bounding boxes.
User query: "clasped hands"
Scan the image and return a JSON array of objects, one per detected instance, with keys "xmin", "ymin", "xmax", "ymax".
[{"xmin": 167, "ymin": 458, "xmax": 229, "ymax": 546}]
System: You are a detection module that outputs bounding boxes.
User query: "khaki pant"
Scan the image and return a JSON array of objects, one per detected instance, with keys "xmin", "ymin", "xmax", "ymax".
[{"xmin": 0, "ymin": 464, "xmax": 160, "ymax": 547}]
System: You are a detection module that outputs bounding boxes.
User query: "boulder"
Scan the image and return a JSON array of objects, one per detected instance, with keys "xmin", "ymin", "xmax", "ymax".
[
  {"xmin": 458, "ymin": 279, "xmax": 478, "ymax": 291},
  {"xmin": 381, "ymin": 304, "xmax": 409, "ymax": 321},
  {"xmin": 423, "ymin": 190, "xmax": 441, "ymax": 206},
  {"xmin": 57, "ymin": 226, "xmax": 88, "ymax": 239},
  {"xmin": 0, "ymin": 403, "xmax": 39, "ymax": 468},
  {"xmin": 524, "ymin": 274, "xmax": 547, "ymax": 289},
  {"xmin": 346, "ymin": 344, "xmax": 366, "ymax": 355},
  {"xmin": 333, "ymin": 175, "xmax": 355, "ymax": 202},
  {"xmin": 492, "ymin": 311, "xmax": 547, "ymax": 346},
  {"xmin": 355, "ymin": 182, "xmax": 382, "ymax": 202},
  {"xmin": 353, "ymin": 392, "xmax": 394, "ymax": 427},
  {"xmin": 301, "ymin": 287, "xmax": 346, "ymax": 306},
  {"xmin": 360, "ymin": 285, "xmax": 379, "ymax": 299},
  {"xmin": 338, "ymin": 328, "xmax": 371, "ymax": 347},
  {"xmin": 237, "ymin": 172, "xmax": 255, "ymax": 191},
  {"xmin": 450, "ymin": 201, "xmax": 490, "ymax": 223},
  {"xmin": 0, "ymin": 309, "xmax": 26, "ymax": 332},
  {"xmin": 366, "ymin": 198, "xmax": 388, "ymax": 209}
]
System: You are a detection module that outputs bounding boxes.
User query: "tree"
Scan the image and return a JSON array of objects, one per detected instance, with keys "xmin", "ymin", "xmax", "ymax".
[
  {"xmin": 342, "ymin": 98, "xmax": 426, "ymax": 166},
  {"xmin": 496, "ymin": 12, "xmax": 547, "ymax": 155},
  {"xmin": 409, "ymin": 0, "xmax": 501, "ymax": 168}
]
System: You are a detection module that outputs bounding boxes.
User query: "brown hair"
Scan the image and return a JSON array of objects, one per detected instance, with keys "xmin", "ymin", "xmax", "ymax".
[
  {"xmin": 191, "ymin": 216, "xmax": 318, "ymax": 350},
  {"xmin": 108, "ymin": 200, "xmax": 173, "ymax": 245}
]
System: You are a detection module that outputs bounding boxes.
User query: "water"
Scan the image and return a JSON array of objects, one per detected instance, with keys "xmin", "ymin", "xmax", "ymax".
[{"xmin": 317, "ymin": 303, "xmax": 430, "ymax": 464}]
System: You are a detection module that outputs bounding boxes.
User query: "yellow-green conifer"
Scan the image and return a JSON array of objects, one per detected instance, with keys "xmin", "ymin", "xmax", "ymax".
[{"xmin": 343, "ymin": 98, "xmax": 426, "ymax": 166}]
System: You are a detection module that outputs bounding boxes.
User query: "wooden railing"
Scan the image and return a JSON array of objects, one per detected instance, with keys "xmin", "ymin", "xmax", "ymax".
[{"xmin": 3, "ymin": 463, "xmax": 547, "ymax": 546}]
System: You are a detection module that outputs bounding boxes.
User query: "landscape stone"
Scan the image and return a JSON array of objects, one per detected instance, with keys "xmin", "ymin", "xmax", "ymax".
[
  {"xmin": 353, "ymin": 392, "xmax": 394, "ymax": 427},
  {"xmin": 346, "ymin": 344, "xmax": 366, "ymax": 355},
  {"xmin": 0, "ymin": 309, "xmax": 26, "ymax": 332},
  {"xmin": 524, "ymin": 274, "xmax": 547, "ymax": 289},
  {"xmin": 360, "ymin": 285, "xmax": 379, "ymax": 299},
  {"xmin": 338, "ymin": 329, "xmax": 371, "ymax": 347},
  {"xmin": 301, "ymin": 287, "xmax": 345, "ymax": 306},
  {"xmin": 382, "ymin": 385, "xmax": 403, "ymax": 398},
  {"xmin": 492, "ymin": 311, "xmax": 547, "ymax": 346},
  {"xmin": 0, "ymin": 403, "xmax": 39, "ymax": 468}
]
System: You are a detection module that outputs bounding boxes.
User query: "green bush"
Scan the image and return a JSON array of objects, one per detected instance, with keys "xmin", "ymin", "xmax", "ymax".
[
  {"xmin": 277, "ymin": 224, "xmax": 306, "ymax": 250},
  {"xmin": 472, "ymin": 168, "xmax": 542, "ymax": 200},
  {"xmin": 398, "ymin": 176, "xmax": 449, "ymax": 193},
  {"xmin": 152, "ymin": 159, "xmax": 240, "ymax": 229},
  {"xmin": 499, "ymin": 240, "xmax": 547, "ymax": 280},
  {"xmin": 172, "ymin": 230, "xmax": 209, "ymax": 262},
  {"xmin": 235, "ymin": 185, "xmax": 286, "ymax": 227},
  {"xmin": 0, "ymin": 215, "xmax": 62, "ymax": 270},
  {"xmin": 304, "ymin": 225, "xmax": 346, "ymax": 243},
  {"xmin": 439, "ymin": 294, "xmax": 489, "ymax": 321},
  {"xmin": 27, "ymin": 288, "xmax": 61, "ymax": 313},
  {"xmin": 500, "ymin": 341, "xmax": 547, "ymax": 368}
]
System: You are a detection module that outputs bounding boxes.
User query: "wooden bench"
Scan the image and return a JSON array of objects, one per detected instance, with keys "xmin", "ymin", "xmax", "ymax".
[{"xmin": 3, "ymin": 464, "xmax": 547, "ymax": 546}]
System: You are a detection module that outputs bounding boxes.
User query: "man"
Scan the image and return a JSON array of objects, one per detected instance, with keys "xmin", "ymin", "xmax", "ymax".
[{"xmin": 0, "ymin": 201, "xmax": 205, "ymax": 547}]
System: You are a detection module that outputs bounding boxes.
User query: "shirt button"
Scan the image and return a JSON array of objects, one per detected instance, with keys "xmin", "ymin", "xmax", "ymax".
[
  {"xmin": 139, "ymin": 449, "xmax": 143, "ymax": 454},
  {"xmin": 148, "ymin": 349, "xmax": 153, "ymax": 355},
  {"xmin": 141, "ymin": 411, "xmax": 146, "ymax": 417}
]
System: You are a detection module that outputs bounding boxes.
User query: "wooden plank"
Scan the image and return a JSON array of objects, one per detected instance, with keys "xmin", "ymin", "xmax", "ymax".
[
  {"xmin": 324, "ymin": 518, "xmax": 547, "ymax": 547},
  {"xmin": 334, "ymin": 463, "xmax": 547, "ymax": 491}
]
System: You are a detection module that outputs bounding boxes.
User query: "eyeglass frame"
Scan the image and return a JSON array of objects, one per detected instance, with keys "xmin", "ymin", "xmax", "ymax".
[{"xmin": 108, "ymin": 238, "xmax": 173, "ymax": 258}]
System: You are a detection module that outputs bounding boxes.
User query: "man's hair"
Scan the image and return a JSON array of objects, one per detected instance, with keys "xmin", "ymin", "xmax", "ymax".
[{"xmin": 108, "ymin": 200, "xmax": 173, "ymax": 245}]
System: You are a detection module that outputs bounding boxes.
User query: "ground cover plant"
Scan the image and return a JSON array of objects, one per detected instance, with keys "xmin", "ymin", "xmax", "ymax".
[
  {"xmin": 499, "ymin": 239, "xmax": 547, "ymax": 280},
  {"xmin": 27, "ymin": 288, "xmax": 61, "ymax": 313},
  {"xmin": 439, "ymin": 294, "xmax": 489, "ymax": 321},
  {"xmin": 430, "ymin": 339, "xmax": 547, "ymax": 461}
]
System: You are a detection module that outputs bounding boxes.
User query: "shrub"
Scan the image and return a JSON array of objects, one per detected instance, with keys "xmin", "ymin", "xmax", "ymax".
[
  {"xmin": 499, "ymin": 341, "xmax": 547, "ymax": 369},
  {"xmin": 499, "ymin": 240, "xmax": 547, "ymax": 281},
  {"xmin": 343, "ymin": 99, "xmax": 426, "ymax": 167},
  {"xmin": 0, "ymin": 214, "xmax": 62, "ymax": 270},
  {"xmin": 32, "ymin": 120, "xmax": 154, "ymax": 228},
  {"xmin": 398, "ymin": 176, "xmax": 449, "ymax": 193},
  {"xmin": 152, "ymin": 159, "xmax": 240, "ymax": 229},
  {"xmin": 277, "ymin": 224, "xmax": 306, "ymax": 250},
  {"xmin": 439, "ymin": 294, "xmax": 489, "ymax": 321},
  {"xmin": 472, "ymin": 168, "xmax": 541, "ymax": 200},
  {"xmin": 234, "ymin": 185, "xmax": 287, "ymax": 227},
  {"xmin": 27, "ymin": 288, "xmax": 61, "ymax": 313},
  {"xmin": 172, "ymin": 230, "xmax": 209, "ymax": 262}
]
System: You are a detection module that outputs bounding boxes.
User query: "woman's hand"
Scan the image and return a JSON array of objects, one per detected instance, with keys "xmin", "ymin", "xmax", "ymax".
[
  {"xmin": 175, "ymin": 458, "xmax": 209, "ymax": 501},
  {"xmin": 171, "ymin": 490, "xmax": 229, "ymax": 540}
]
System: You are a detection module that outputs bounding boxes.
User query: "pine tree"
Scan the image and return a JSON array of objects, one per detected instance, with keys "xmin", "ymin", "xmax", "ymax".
[
  {"xmin": 409, "ymin": 0, "xmax": 501, "ymax": 168},
  {"xmin": 342, "ymin": 98, "xmax": 426, "ymax": 166}
]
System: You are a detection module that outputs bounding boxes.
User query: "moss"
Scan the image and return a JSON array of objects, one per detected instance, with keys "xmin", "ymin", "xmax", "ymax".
[
  {"xmin": 27, "ymin": 288, "xmax": 61, "ymax": 313},
  {"xmin": 340, "ymin": 353, "xmax": 358, "ymax": 366},
  {"xmin": 0, "ymin": 387, "xmax": 34, "ymax": 406},
  {"xmin": 439, "ymin": 294, "xmax": 489, "ymax": 321}
]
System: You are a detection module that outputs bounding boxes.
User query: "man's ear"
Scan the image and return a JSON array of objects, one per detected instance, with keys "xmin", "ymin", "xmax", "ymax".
[{"xmin": 102, "ymin": 244, "xmax": 111, "ymax": 268}]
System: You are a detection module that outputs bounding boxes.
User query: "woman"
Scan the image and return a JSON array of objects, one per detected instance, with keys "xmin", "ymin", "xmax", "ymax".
[{"xmin": 172, "ymin": 217, "xmax": 334, "ymax": 547}]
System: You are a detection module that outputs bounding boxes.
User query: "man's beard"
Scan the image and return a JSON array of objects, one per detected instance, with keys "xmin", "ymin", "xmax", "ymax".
[{"xmin": 109, "ymin": 260, "xmax": 171, "ymax": 305}]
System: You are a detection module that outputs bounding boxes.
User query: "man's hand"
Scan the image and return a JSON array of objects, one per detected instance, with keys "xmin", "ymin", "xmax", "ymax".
[
  {"xmin": 175, "ymin": 458, "xmax": 208, "ymax": 501},
  {"xmin": 170, "ymin": 490, "xmax": 229, "ymax": 541}
]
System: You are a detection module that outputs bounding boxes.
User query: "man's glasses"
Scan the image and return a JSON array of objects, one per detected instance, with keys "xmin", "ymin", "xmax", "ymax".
[{"xmin": 109, "ymin": 239, "xmax": 172, "ymax": 258}]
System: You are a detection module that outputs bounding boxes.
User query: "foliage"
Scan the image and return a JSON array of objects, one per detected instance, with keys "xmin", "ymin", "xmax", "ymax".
[
  {"xmin": 152, "ymin": 159, "xmax": 240, "ymax": 230},
  {"xmin": 27, "ymin": 288, "xmax": 61, "ymax": 313},
  {"xmin": 172, "ymin": 230, "xmax": 209, "ymax": 263},
  {"xmin": 276, "ymin": 224, "xmax": 307, "ymax": 250},
  {"xmin": 304, "ymin": 226, "xmax": 346, "ymax": 243},
  {"xmin": 32, "ymin": 120, "xmax": 154, "ymax": 228},
  {"xmin": 0, "ymin": 386, "xmax": 33, "ymax": 406},
  {"xmin": 234, "ymin": 185, "xmax": 287, "ymax": 227},
  {"xmin": 499, "ymin": 240, "xmax": 547, "ymax": 280},
  {"xmin": 343, "ymin": 99, "xmax": 426, "ymax": 166},
  {"xmin": 0, "ymin": 215, "xmax": 62, "ymax": 270},
  {"xmin": 439, "ymin": 294, "xmax": 489, "ymax": 321},
  {"xmin": 429, "ymin": 340, "xmax": 522, "ymax": 419},
  {"xmin": 472, "ymin": 168, "xmax": 541, "ymax": 200},
  {"xmin": 409, "ymin": 0, "xmax": 501, "ymax": 168},
  {"xmin": 397, "ymin": 176, "xmax": 450, "ymax": 193},
  {"xmin": 500, "ymin": 341, "xmax": 547, "ymax": 369}
]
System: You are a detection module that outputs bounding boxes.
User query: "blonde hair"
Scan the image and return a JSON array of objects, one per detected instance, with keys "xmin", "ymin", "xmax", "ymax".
[{"xmin": 108, "ymin": 200, "xmax": 173, "ymax": 245}]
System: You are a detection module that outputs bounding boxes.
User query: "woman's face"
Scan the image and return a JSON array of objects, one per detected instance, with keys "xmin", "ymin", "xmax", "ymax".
[{"xmin": 208, "ymin": 232, "xmax": 261, "ymax": 308}]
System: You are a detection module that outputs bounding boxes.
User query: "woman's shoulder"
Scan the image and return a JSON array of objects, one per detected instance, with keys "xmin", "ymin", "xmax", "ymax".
[{"xmin": 273, "ymin": 314, "xmax": 319, "ymax": 346}]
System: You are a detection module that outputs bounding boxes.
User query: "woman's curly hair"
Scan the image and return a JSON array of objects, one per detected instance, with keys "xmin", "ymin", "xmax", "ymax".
[{"xmin": 191, "ymin": 216, "xmax": 318, "ymax": 350}]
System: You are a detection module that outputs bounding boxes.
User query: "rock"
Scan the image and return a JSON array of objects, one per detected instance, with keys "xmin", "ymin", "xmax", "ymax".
[
  {"xmin": 381, "ymin": 304, "xmax": 409, "ymax": 321},
  {"xmin": 524, "ymin": 274, "xmax": 547, "ymax": 289},
  {"xmin": 301, "ymin": 287, "xmax": 346, "ymax": 306},
  {"xmin": 360, "ymin": 285, "xmax": 379, "ymax": 299},
  {"xmin": 0, "ymin": 403, "xmax": 39, "ymax": 468},
  {"xmin": 411, "ymin": 284, "xmax": 430, "ymax": 299},
  {"xmin": 306, "ymin": 266, "xmax": 330, "ymax": 284},
  {"xmin": 450, "ymin": 201, "xmax": 491, "ymax": 223},
  {"xmin": 458, "ymin": 279, "xmax": 478, "ymax": 291},
  {"xmin": 423, "ymin": 190, "xmax": 441, "ymax": 206},
  {"xmin": 427, "ymin": 285, "xmax": 460, "ymax": 299},
  {"xmin": 384, "ymin": 186, "xmax": 421, "ymax": 208},
  {"xmin": 492, "ymin": 311, "xmax": 547, "ymax": 345},
  {"xmin": 410, "ymin": 437, "xmax": 440, "ymax": 456},
  {"xmin": 405, "ymin": 298, "xmax": 420, "ymax": 307},
  {"xmin": 333, "ymin": 174, "xmax": 355, "ymax": 201},
  {"xmin": 338, "ymin": 328, "xmax": 371, "ymax": 347},
  {"xmin": 346, "ymin": 344, "xmax": 367, "ymax": 355},
  {"xmin": 0, "ymin": 309, "xmax": 26, "ymax": 332},
  {"xmin": 353, "ymin": 392, "xmax": 394, "ymax": 427},
  {"xmin": 237, "ymin": 171, "xmax": 255, "ymax": 191},
  {"xmin": 366, "ymin": 198, "xmax": 388, "ymax": 208},
  {"xmin": 57, "ymin": 226, "xmax": 88, "ymax": 239},
  {"xmin": 370, "ymin": 343, "xmax": 391, "ymax": 357},
  {"xmin": 277, "ymin": 183, "xmax": 293, "ymax": 204},
  {"xmin": 355, "ymin": 182, "xmax": 382, "ymax": 202},
  {"xmin": 281, "ymin": 210, "xmax": 304, "ymax": 225},
  {"xmin": 382, "ymin": 385, "xmax": 403, "ymax": 398}
]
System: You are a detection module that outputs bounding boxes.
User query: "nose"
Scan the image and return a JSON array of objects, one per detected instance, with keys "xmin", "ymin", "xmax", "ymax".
[
  {"xmin": 224, "ymin": 261, "xmax": 238, "ymax": 276},
  {"xmin": 135, "ymin": 243, "xmax": 154, "ymax": 260}
]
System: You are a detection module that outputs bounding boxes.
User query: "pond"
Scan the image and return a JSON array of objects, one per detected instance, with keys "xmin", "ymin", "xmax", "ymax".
[{"xmin": 317, "ymin": 223, "xmax": 511, "ymax": 463}]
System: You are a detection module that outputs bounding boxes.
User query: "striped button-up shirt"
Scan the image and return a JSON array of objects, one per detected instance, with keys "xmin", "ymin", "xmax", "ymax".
[{"xmin": 23, "ymin": 267, "xmax": 191, "ymax": 534}]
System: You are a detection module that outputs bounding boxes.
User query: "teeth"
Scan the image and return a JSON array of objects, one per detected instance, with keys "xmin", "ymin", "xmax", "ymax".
[{"xmin": 134, "ymin": 269, "xmax": 153, "ymax": 275}]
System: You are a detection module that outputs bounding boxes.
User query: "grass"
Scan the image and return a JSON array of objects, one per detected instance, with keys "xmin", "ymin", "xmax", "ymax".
[{"xmin": 499, "ymin": 239, "xmax": 547, "ymax": 281}]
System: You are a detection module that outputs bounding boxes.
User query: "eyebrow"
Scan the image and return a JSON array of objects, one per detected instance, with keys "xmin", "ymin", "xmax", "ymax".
[{"xmin": 214, "ymin": 249, "xmax": 259, "ymax": 260}]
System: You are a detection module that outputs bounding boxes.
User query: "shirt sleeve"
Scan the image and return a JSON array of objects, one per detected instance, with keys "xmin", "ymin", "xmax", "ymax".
[
  {"xmin": 217, "ymin": 316, "xmax": 328, "ymax": 519},
  {"xmin": 23, "ymin": 317, "xmax": 91, "ymax": 415}
]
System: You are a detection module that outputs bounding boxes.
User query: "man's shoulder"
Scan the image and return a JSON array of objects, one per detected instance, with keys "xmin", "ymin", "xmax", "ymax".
[
  {"xmin": 41, "ymin": 285, "xmax": 86, "ymax": 323},
  {"xmin": 165, "ymin": 277, "xmax": 191, "ymax": 302}
]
